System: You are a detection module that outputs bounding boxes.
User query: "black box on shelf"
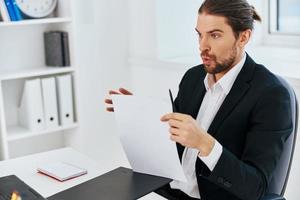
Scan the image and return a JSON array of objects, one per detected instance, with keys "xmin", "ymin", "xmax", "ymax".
[{"xmin": 44, "ymin": 31, "xmax": 71, "ymax": 67}]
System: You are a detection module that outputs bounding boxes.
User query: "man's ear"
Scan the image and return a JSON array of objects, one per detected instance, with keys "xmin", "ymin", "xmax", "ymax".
[{"xmin": 239, "ymin": 29, "xmax": 252, "ymax": 47}]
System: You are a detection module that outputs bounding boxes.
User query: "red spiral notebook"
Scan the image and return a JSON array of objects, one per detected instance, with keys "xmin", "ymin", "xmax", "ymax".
[{"xmin": 37, "ymin": 162, "xmax": 87, "ymax": 182}]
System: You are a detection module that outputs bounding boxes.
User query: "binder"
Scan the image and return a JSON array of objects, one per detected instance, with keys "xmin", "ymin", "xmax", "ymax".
[
  {"xmin": 61, "ymin": 31, "xmax": 71, "ymax": 66},
  {"xmin": 41, "ymin": 77, "xmax": 59, "ymax": 129},
  {"xmin": 0, "ymin": 0, "xmax": 10, "ymax": 21},
  {"xmin": 44, "ymin": 31, "xmax": 70, "ymax": 67},
  {"xmin": 56, "ymin": 74, "xmax": 74, "ymax": 126},
  {"xmin": 44, "ymin": 31, "xmax": 64, "ymax": 66},
  {"xmin": 19, "ymin": 79, "xmax": 45, "ymax": 131},
  {"xmin": 11, "ymin": 0, "xmax": 23, "ymax": 20},
  {"xmin": 4, "ymin": 0, "xmax": 16, "ymax": 21}
]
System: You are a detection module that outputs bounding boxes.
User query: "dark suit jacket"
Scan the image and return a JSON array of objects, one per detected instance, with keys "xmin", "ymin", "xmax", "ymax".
[{"xmin": 174, "ymin": 54, "xmax": 292, "ymax": 200}]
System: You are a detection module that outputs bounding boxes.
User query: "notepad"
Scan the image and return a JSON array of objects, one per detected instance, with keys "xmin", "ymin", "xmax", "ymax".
[{"xmin": 37, "ymin": 162, "xmax": 87, "ymax": 182}]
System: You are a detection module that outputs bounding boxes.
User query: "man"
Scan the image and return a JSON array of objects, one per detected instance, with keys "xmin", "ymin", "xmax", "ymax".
[{"xmin": 105, "ymin": 0, "xmax": 292, "ymax": 199}]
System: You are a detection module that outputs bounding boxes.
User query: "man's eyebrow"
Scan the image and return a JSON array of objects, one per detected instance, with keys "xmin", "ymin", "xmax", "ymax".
[
  {"xmin": 207, "ymin": 29, "xmax": 224, "ymax": 33},
  {"xmin": 194, "ymin": 28, "xmax": 224, "ymax": 34}
]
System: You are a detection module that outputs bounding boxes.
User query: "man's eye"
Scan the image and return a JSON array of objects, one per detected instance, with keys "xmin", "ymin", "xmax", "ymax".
[{"xmin": 211, "ymin": 33, "xmax": 220, "ymax": 39}]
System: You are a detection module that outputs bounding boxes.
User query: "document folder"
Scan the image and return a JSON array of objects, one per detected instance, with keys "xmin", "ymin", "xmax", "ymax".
[
  {"xmin": 48, "ymin": 167, "xmax": 171, "ymax": 200},
  {"xmin": 55, "ymin": 74, "xmax": 74, "ymax": 126},
  {"xmin": 19, "ymin": 78, "xmax": 45, "ymax": 131},
  {"xmin": 41, "ymin": 77, "xmax": 59, "ymax": 130}
]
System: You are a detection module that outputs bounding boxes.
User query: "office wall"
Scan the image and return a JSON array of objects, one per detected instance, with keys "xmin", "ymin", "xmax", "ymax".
[{"xmin": 69, "ymin": 0, "xmax": 130, "ymax": 168}]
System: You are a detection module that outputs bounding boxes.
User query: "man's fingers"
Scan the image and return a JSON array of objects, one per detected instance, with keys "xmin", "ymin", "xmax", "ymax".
[
  {"xmin": 109, "ymin": 88, "xmax": 133, "ymax": 96},
  {"xmin": 104, "ymin": 99, "xmax": 113, "ymax": 104},
  {"xmin": 170, "ymin": 134, "xmax": 182, "ymax": 144},
  {"xmin": 105, "ymin": 88, "xmax": 132, "ymax": 113},
  {"xmin": 119, "ymin": 88, "xmax": 133, "ymax": 95},
  {"xmin": 106, "ymin": 107, "xmax": 114, "ymax": 112},
  {"xmin": 161, "ymin": 112, "xmax": 191, "ymax": 122},
  {"xmin": 168, "ymin": 119, "xmax": 183, "ymax": 129},
  {"xmin": 169, "ymin": 127, "xmax": 180, "ymax": 136},
  {"xmin": 109, "ymin": 90, "xmax": 120, "ymax": 95},
  {"xmin": 161, "ymin": 113, "xmax": 173, "ymax": 121}
]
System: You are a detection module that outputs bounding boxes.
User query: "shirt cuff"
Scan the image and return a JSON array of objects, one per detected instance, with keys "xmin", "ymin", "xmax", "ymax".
[{"xmin": 198, "ymin": 140, "xmax": 223, "ymax": 171}]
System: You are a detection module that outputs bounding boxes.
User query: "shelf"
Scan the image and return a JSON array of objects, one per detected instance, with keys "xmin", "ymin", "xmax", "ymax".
[
  {"xmin": 0, "ymin": 18, "xmax": 72, "ymax": 27},
  {"xmin": 0, "ymin": 67, "xmax": 75, "ymax": 81},
  {"xmin": 7, "ymin": 123, "xmax": 79, "ymax": 141},
  {"xmin": 0, "ymin": 0, "xmax": 77, "ymax": 160}
]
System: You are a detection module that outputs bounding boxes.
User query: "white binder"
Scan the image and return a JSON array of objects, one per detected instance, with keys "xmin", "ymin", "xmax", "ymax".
[
  {"xmin": 0, "ymin": 0, "xmax": 10, "ymax": 22},
  {"xmin": 19, "ymin": 78, "xmax": 45, "ymax": 131},
  {"xmin": 41, "ymin": 77, "xmax": 59, "ymax": 129},
  {"xmin": 56, "ymin": 74, "xmax": 74, "ymax": 126}
]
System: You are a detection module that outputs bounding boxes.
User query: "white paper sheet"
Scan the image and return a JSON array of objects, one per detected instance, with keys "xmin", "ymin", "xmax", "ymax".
[{"xmin": 112, "ymin": 95, "xmax": 186, "ymax": 182}]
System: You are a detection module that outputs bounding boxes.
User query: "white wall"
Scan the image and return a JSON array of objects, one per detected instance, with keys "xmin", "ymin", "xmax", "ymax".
[{"xmin": 69, "ymin": 0, "xmax": 131, "ymax": 168}]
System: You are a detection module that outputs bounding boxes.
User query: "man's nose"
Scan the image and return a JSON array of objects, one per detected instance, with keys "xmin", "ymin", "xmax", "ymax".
[{"xmin": 199, "ymin": 37, "xmax": 210, "ymax": 52}]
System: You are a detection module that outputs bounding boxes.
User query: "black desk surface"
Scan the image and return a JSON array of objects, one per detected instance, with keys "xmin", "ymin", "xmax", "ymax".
[
  {"xmin": 48, "ymin": 167, "xmax": 171, "ymax": 200},
  {"xmin": 0, "ymin": 175, "xmax": 46, "ymax": 200}
]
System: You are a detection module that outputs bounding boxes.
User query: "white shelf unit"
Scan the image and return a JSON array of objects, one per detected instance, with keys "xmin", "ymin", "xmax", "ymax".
[
  {"xmin": 0, "ymin": 67, "xmax": 75, "ymax": 81},
  {"xmin": 7, "ymin": 122, "xmax": 78, "ymax": 142},
  {"xmin": 0, "ymin": 0, "xmax": 79, "ymax": 160},
  {"xmin": 0, "ymin": 17, "xmax": 72, "ymax": 27}
]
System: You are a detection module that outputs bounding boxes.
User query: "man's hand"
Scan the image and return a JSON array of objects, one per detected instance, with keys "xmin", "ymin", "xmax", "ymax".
[
  {"xmin": 161, "ymin": 113, "xmax": 215, "ymax": 156},
  {"xmin": 104, "ymin": 88, "xmax": 133, "ymax": 112}
]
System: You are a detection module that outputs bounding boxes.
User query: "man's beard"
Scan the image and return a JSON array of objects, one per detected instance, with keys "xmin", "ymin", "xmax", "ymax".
[{"xmin": 202, "ymin": 45, "xmax": 237, "ymax": 74}]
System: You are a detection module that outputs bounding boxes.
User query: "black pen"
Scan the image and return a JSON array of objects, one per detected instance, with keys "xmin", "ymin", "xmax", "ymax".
[{"xmin": 169, "ymin": 89, "xmax": 176, "ymax": 112}]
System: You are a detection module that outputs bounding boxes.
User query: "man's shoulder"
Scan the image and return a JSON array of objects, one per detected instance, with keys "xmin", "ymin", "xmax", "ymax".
[
  {"xmin": 252, "ymin": 63, "xmax": 283, "ymax": 87},
  {"xmin": 250, "ymin": 63, "xmax": 290, "ymax": 100},
  {"xmin": 181, "ymin": 64, "xmax": 206, "ymax": 82},
  {"xmin": 186, "ymin": 64, "xmax": 206, "ymax": 74}
]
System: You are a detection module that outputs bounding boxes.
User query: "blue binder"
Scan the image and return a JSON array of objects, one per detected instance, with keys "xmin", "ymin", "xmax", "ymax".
[
  {"xmin": 4, "ymin": 0, "xmax": 17, "ymax": 21},
  {"xmin": 11, "ymin": 0, "xmax": 23, "ymax": 20}
]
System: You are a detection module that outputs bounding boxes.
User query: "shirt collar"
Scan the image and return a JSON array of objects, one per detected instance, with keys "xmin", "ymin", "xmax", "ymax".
[{"xmin": 204, "ymin": 52, "xmax": 246, "ymax": 94}]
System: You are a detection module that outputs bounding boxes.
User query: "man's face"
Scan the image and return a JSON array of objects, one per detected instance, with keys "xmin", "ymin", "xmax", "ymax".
[{"xmin": 196, "ymin": 13, "xmax": 242, "ymax": 75}]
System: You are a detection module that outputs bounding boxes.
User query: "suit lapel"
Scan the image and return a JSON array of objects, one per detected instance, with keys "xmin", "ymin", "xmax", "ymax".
[
  {"xmin": 187, "ymin": 80, "xmax": 206, "ymax": 119},
  {"xmin": 207, "ymin": 54, "xmax": 256, "ymax": 136},
  {"xmin": 177, "ymin": 69, "xmax": 206, "ymax": 161}
]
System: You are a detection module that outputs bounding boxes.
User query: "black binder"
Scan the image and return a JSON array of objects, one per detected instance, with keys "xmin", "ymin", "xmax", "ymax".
[
  {"xmin": 48, "ymin": 167, "xmax": 171, "ymax": 200},
  {"xmin": 44, "ymin": 31, "xmax": 70, "ymax": 67},
  {"xmin": 0, "ymin": 175, "xmax": 46, "ymax": 200}
]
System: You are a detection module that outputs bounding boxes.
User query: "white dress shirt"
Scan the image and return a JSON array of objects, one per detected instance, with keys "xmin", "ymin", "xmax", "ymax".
[{"xmin": 170, "ymin": 53, "xmax": 246, "ymax": 198}]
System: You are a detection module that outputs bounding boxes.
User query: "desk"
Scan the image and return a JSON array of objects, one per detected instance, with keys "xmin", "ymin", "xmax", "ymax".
[{"xmin": 0, "ymin": 147, "xmax": 166, "ymax": 199}]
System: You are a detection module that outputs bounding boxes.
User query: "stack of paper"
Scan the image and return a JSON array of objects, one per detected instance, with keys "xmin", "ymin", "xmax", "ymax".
[{"xmin": 112, "ymin": 95, "xmax": 186, "ymax": 182}]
